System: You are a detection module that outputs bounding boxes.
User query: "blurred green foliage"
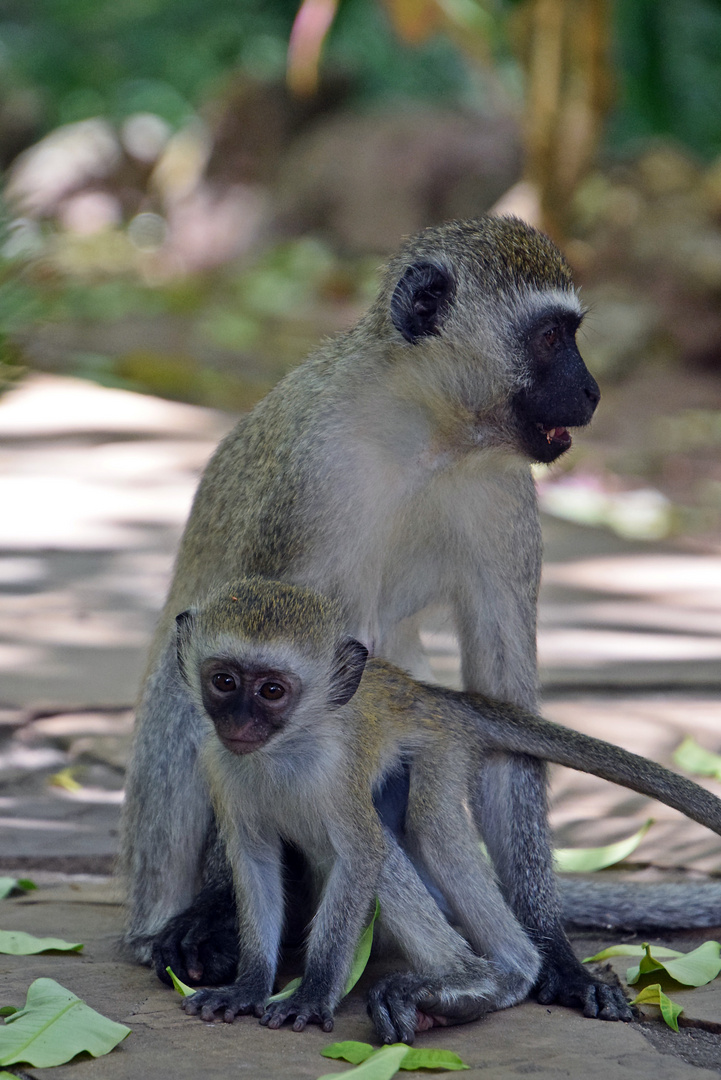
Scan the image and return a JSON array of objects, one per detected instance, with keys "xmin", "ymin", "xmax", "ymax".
[
  {"xmin": 0, "ymin": 0, "xmax": 476, "ymax": 144},
  {"xmin": 0, "ymin": 0, "xmax": 293, "ymax": 131},
  {"xmin": 612, "ymin": 0, "xmax": 721, "ymax": 158},
  {"xmin": 2, "ymin": 0, "xmax": 721, "ymax": 159},
  {"xmin": 0, "ymin": 209, "xmax": 380, "ymax": 408}
]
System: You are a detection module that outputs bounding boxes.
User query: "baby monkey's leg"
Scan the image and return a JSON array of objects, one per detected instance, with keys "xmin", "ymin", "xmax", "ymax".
[{"xmin": 369, "ymin": 839, "xmax": 534, "ymax": 1044}]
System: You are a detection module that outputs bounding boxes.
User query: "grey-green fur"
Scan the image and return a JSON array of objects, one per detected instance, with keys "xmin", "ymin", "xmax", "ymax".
[{"xmin": 120, "ymin": 215, "xmax": 618, "ymax": 1020}]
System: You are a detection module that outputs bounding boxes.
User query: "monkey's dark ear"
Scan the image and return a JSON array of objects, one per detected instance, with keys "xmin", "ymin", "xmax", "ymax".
[
  {"xmin": 329, "ymin": 637, "xmax": 368, "ymax": 707},
  {"xmin": 390, "ymin": 261, "xmax": 455, "ymax": 343},
  {"xmin": 175, "ymin": 610, "xmax": 196, "ymax": 684}
]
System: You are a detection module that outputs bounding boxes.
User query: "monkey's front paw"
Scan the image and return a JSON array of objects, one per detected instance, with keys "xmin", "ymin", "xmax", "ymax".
[
  {"xmin": 367, "ymin": 972, "xmax": 487, "ymax": 1045},
  {"xmin": 181, "ymin": 984, "xmax": 265, "ymax": 1023},
  {"xmin": 260, "ymin": 994, "xmax": 335, "ymax": 1033},
  {"xmin": 535, "ymin": 959, "xmax": 633, "ymax": 1021}
]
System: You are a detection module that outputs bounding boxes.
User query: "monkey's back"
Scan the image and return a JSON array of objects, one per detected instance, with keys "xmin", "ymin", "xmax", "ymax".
[
  {"xmin": 163, "ymin": 332, "xmax": 388, "ymax": 619},
  {"xmin": 357, "ymin": 660, "xmax": 483, "ymax": 770}
]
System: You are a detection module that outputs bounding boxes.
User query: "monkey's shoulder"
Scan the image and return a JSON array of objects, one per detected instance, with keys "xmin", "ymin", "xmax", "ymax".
[{"xmin": 205, "ymin": 342, "xmax": 355, "ymax": 458}]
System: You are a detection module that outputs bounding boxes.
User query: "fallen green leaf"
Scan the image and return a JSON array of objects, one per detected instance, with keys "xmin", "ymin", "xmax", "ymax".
[
  {"xmin": 583, "ymin": 943, "xmax": 682, "ymax": 964},
  {"xmin": 631, "ymin": 984, "xmax": 683, "ymax": 1031},
  {"xmin": 266, "ymin": 976, "xmax": 302, "ymax": 1004},
  {"xmin": 48, "ymin": 768, "xmax": 83, "ymax": 792},
  {"xmin": 269, "ymin": 899, "xmax": 380, "ymax": 1003},
  {"xmin": 322, "ymin": 1042, "xmax": 375, "ymax": 1065},
  {"xmin": 660, "ymin": 940, "xmax": 721, "ymax": 985},
  {"xmin": 554, "ymin": 819, "xmax": 653, "ymax": 873},
  {"xmin": 673, "ymin": 736, "xmax": 721, "ymax": 782},
  {"xmin": 318, "ymin": 1044, "xmax": 409, "ymax": 1080},
  {"xmin": 397, "ymin": 1048, "xmax": 468, "ymax": 1071},
  {"xmin": 321, "ymin": 1042, "xmax": 468, "ymax": 1071},
  {"xmin": 0, "ymin": 880, "xmax": 36, "ymax": 900},
  {"xmin": 0, "ymin": 1012, "xmax": 16, "ymax": 1020},
  {"xmin": 0, "ymin": 931, "xmax": 83, "ymax": 956},
  {"xmin": 627, "ymin": 941, "xmax": 721, "ymax": 987},
  {"xmin": 165, "ymin": 967, "xmax": 195, "ymax": 998},
  {"xmin": 627, "ymin": 942, "xmax": 666, "ymax": 984},
  {"xmin": 0, "ymin": 978, "xmax": 130, "ymax": 1066},
  {"xmin": 344, "ymin": 899, "xmax": 380, "ymax": 994},
  {"xmin": 0, "ymin": 1071, "xmax": 21, "ymax": 1079}
]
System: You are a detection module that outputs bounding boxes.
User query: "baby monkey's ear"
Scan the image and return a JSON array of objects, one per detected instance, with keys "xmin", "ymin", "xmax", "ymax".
[
  {"xmin": 329, "ymin": 637, "xmax": 369, "ymax": 707},
  {"xmin": 175, "ymin": 609, "xmax": 196, "ymax": 685}
]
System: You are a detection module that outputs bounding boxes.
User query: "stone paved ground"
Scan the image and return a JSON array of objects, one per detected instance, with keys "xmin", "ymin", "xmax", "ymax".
[{"xmin": 2, "ymin": 374, "xmax": 721, "ymax": 1076}]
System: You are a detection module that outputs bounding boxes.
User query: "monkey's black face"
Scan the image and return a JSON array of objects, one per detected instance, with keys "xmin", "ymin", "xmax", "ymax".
[
  {"xmin": 511, "ymin": 312, "xmax": 600, "ymax": 464},
  {"xmin": 199, "ymin": 657, "xmax": 300, "ymax": 754}
]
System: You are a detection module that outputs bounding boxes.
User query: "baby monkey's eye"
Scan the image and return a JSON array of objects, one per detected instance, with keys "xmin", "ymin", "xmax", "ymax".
[
  {"xmin": 544, "ymin": 326, "xmax": 559, "ymax": 346},
  {"xmin": 259, "ymin": 682, "xmax": 285, "ymax": 701},
  {"xmin": 212, "ymin": 672, "xmax": 237, "ymax": 692}
]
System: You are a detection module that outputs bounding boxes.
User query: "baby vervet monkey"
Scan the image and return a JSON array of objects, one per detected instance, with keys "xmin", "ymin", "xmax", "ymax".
[{"xmin": 177, "ymin": 578, "xmax": 721, "ymax": 1044}]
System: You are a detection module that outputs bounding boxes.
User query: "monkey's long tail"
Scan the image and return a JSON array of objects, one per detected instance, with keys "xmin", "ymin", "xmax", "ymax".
[
  {"xmin": 462, "ymin": 696, "xmax": 721, "ymax": 929},
  {"xmin": 558, "ymin": 876, "xmax": 721, "ymax": 929},
  {"xmin": 464, "ymin": 697, "xmax": 721, "ymax": 838}
]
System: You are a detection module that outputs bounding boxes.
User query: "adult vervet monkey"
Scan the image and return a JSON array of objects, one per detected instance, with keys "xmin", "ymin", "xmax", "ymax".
[{"xmin": 122, "ymin": 216, "xmax": 608, "ymax": 1015}]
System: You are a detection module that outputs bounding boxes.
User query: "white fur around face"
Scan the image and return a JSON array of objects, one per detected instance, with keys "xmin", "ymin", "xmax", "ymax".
[
  {"xmin": 507, "ymin": 286, "xmax": 583, "ymax": 328},
  {"xmin": 201, "ymin": 713, "xmax": 345, "ymax": 860}
]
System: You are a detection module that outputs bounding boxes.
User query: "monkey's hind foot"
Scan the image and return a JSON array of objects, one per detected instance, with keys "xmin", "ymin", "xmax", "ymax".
[
  {"xmin": 535, "ymin": 956, "xmax": 633, "ymax": 1021},
  {"xmin": 260, "ymin": 993, "xmax": 335, "ymax": 1033},
  {"xmin": 181, "ymin": 983, "xmax": 266, "ymax": 1023},
  {"xmin": 367, "ymin": 972, "xmax": 492, "ymax": 1045},
  {"xmin": 150, "ymin": 885, "xmax": 239, "ymax": 987}
]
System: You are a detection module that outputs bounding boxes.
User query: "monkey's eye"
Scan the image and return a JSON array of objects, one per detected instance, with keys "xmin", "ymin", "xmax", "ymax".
[
  {"xmin": 544, "ymin": 326, "xmax": 559, "ymax": 347},
  {"xmin": 259, "ymin": 682, "xmax": 285, "ymax": 701},
  {"xmin": 212, "ymin": 672, "xmax": 237, "ymax": 693}
]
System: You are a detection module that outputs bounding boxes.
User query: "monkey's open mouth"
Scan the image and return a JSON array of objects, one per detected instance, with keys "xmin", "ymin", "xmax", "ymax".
[
  {"xmin": 536, "ymin": 423, "xmax": 572, "ymax": 448},
  {"xmin": 517, "ymin": 419, "xmax": 575, "ymax": 464}
]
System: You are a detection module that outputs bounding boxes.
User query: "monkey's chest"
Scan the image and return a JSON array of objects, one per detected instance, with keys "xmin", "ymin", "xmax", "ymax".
[
  {"xmin": 250, "ymin": 761, "xmax": 340, "ymax": 867},
  {"xmin": 272, "ymin": 805, "xmax": 337, "ymax": 880},
  {"xmin": 313, "ymin": 457, "xmax": 518, "ymax": 621}
]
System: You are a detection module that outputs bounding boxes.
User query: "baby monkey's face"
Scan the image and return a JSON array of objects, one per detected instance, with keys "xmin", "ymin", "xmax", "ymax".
[{"xmin": 199, "ymin": 656, "xmax": 301, "ymax": 755}]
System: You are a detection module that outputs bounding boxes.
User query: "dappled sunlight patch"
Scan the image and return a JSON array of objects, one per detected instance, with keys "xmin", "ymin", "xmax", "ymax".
[
  {"xmin": 0, "ymin": 559, "xmax": 45, "ymax": 587},
  {"xmin": 0, "ymin": 817, "xmax": 94, "ymax": 834},
  {"xmin": 0, "ymin": 745, "xmax": 66, "ymax": 774},
  {"xmin": 543, "ymin": 554, "xmax": 721, "ymax": 598},
  {"xmin": 0, "ymin": 592, "xmax": 150, "ymax": 648},
  {"xmin": 0, "ymin": 473, "xmax": 195, "ymax": 550},
  {"xmin": 49, "ymin": 788, "xmax": 124, "ymax": 806},
  {"xmin": 0, "ymin": 373, "xmax": 223, "ymax": 438},
  {"xmin": 0, "ymin": 643, "xmax": 48, "ymax": 675},
  {"xmin": 541, "ymin": 598, "xmax": 721, "ymax": 636},
  {"xmin": 539, "ymin": 627, "xmax": 721, "ymax": 666},
  {"xmin": 537, "ymin": 473, "xmax": 674, "ymax": 540}
]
